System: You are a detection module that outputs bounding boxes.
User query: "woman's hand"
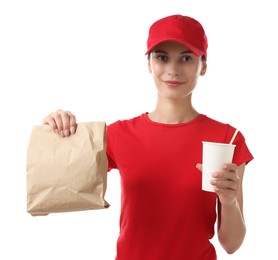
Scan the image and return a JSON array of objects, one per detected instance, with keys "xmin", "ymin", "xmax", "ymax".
[
  {"xmin": 43, "ymin": 109, "xmax": 77, "ymax": 137},
  {"xmin": 196, "ymin": 163, "xmax": 240, "ymax": 206},
  {"xmin": 210, "ymin": 163, "xmax": 240, "ymax": 206}
]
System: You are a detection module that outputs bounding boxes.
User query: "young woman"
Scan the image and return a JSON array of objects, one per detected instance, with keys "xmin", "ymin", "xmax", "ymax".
[{"xmin": 43, "ymin": 14, "xmax": 253, "ymax": 260}]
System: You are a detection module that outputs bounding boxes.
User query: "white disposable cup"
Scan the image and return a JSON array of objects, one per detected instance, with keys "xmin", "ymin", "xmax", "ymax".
[{"xmin": 202, "ymin": 142, "xmax": 236, "ymax": 192}]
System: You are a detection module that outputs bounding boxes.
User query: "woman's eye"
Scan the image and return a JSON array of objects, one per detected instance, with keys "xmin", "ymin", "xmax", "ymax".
[
  {"xmin": 156, "ymin": 55, "xmax": 168, "ymax": 61},
  {"xmin": 181, "ymin": 56, "xmax": 193, "ymax": 62}
]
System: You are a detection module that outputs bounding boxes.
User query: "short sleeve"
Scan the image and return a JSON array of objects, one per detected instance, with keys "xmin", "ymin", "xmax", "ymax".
[{"xmin": 231, "ymin": 130, "xmax": 254, "ymax": 166}]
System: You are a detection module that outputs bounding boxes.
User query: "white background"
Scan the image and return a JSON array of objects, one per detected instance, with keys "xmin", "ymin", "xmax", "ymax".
[{"xmin": 0, "ymin": 0, "xmax": 277, "ymax": 259}]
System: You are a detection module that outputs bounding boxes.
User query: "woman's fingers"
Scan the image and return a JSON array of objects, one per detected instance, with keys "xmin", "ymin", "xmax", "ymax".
[
  {"xmin": 211, "ymin": 164, "xmax": 240, "ymax": 191},
  {"xmin": 43, "ymin": 109, "xmax": 77, "ymax": 137}
]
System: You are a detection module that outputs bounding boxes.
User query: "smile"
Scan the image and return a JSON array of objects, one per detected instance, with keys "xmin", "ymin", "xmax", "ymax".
[{"xmin": 163, "ymin": 80, "xmax": 184, "ymax": 88}]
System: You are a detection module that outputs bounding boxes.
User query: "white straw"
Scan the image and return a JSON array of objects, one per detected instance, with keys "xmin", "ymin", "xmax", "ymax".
[{"xmin": 229, "ymin": 129, "xmax": 239, "ymax": 144}]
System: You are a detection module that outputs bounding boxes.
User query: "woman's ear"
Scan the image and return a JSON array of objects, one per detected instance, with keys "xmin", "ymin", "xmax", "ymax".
[{"xmin": 200, "ymin": 60, "xmax": 207, "ymax": 76}]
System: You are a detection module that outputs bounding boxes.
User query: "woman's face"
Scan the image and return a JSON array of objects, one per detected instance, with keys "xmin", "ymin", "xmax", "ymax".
[{"xmin": 148, "ymin": 41, "xmax": 206, "ymax": 101}]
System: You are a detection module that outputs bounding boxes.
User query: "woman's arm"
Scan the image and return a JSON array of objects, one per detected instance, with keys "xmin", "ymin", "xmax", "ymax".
[{"xmin": 214, "ymin": 163, "xmax": 246, "ymax": 254}]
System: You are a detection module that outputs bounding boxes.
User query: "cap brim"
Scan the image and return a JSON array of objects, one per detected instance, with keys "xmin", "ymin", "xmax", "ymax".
[{"xmin": 145, "ymin": 38, "xmax": 204, "ymax": 57}]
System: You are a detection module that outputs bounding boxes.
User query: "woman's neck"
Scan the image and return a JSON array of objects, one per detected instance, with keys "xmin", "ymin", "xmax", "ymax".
[{"xmin": 148, "ymin": 96, "xmax": 199, "ymax": 124}]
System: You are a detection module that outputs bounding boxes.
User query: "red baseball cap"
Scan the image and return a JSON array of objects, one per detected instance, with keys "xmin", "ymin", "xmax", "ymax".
[{"xmin": 146, "ymin": 14, "xmax": 208, "ymax": 59}]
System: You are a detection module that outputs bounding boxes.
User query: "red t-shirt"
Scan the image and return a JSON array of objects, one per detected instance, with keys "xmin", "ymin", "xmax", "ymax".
[{"xmin": 106, "ymin": 113, "xmax": 253, "ymax": 260}]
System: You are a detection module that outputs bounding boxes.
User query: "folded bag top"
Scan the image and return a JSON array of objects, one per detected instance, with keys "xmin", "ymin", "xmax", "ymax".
[{"xmin": 26, "ymin": 122, "xmax": 109, "ymax": 216}]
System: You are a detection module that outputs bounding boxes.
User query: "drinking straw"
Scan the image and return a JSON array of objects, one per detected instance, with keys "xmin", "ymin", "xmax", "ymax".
[{"xmin": 229, "ymin": 129, "xmax": 239, "ymax": 144}]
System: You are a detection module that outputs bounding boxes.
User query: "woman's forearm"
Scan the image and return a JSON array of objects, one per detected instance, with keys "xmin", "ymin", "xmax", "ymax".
[{"xmin": 217, "ymin": 199, "xmax": 246, "ymax": 254}]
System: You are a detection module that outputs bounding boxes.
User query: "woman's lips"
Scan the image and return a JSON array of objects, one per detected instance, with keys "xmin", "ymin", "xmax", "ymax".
[{"xmin": 164, "ymin": 80, "xmax": 184, "ymax": 88}]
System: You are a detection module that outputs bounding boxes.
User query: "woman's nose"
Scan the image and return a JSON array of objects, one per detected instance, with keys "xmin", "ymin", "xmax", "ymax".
[{"xmin": 167, "ymin": 62, "xmax": 179, "ymax": 76}]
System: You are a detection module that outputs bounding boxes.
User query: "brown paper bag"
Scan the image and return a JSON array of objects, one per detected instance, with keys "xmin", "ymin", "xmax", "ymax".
[{"xmin": 26, "ymin": 122, "xmax": 109, "ymax": 216}]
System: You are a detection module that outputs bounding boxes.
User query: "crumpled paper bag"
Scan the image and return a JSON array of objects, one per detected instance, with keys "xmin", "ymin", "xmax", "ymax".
[{"xmin": 26, "ymin": 122, "xmax": 109, "ymax": 216}]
